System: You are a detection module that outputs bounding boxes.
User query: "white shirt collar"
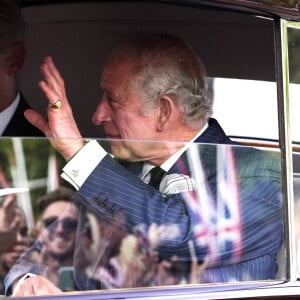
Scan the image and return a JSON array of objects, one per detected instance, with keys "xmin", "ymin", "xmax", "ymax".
[
  {"xmin": 141, "ymin": 123, "xmax": 208, "ymax": 182},
  {"xmin": 0, "ymin": 93, "xmax": 20, "ymax": 136}
]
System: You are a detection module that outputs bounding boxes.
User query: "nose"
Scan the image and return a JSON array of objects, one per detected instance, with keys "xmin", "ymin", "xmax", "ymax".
[
  {"xmin": 52, "ymin": 220, "xmax": 64, "ymax": 234},
  {"xmin": 16, "ymin": 231, "xmax": 24, "ymax": 242},
  {"xmin": 92, "ymin": 96, "xmax": 112, "ymax": 125}
]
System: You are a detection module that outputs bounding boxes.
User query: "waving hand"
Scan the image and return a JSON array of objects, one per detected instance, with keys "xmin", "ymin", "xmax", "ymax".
[{"xmin": 24, "ymin": 56, "xmax": 85, "ymax": 161}]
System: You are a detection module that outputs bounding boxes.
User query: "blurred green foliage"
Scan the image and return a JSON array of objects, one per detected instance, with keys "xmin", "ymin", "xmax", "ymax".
[
  {"xmin": 0, "ymin": 138, "xmax": 67, "ymax": 220},
  {"xmin": 288, "ymin": 27, "xmax": 300, "ymax": 84}
]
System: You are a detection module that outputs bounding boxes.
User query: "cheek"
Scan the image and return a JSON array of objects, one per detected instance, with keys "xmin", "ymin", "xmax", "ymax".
[
  {"xmin": 113, "ymin": 114, "xmax": 133, "ymax": 137},
  {"xmin": 121, "ymin": 114, "xmax": 154, "ymax": 138},
  {"xmin": 40, "ymin": 229, "xmax": 49, "ymax": 240}
]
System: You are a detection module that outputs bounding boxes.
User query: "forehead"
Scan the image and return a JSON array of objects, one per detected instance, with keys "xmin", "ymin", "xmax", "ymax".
[
  {"xmin": 100, "ymin": 59, "xmax": 137, "ymax": 91},
  {"xmin": 42, "ymin": 200, "xmax": 79, "ymax": 219}
]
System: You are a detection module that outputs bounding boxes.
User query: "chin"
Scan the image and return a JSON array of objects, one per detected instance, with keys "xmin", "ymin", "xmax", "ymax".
[{"xmin": 111, "ymin": 145, "xmax": 130, "ymax": 159}]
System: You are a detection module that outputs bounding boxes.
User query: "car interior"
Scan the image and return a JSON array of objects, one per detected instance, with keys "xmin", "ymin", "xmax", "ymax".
[{"xmin": 1, "ymin": 0, "xmax": 299, "ymax": 298}]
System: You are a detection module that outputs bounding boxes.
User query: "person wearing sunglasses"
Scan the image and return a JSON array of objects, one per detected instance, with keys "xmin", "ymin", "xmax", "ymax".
[
  {"xmin": 36, "ymin": 187, "xmax": 79, "ymax": 269},
  {"xmin": 36, "ymin": 186, "xmax": 100, "ymax": 291},
  {"xmin": 4, "ymin": 187, "xmax": 100, "ymax": 294}
]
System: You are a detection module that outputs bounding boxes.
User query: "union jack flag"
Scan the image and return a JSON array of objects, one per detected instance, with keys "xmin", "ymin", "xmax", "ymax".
[{"xmin": 183, "ymin": 144, "xmax": 242, "ymax": 265}]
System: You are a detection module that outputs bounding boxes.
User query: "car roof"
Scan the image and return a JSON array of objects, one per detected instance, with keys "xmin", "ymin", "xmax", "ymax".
[
  {"xmin": 19, "ymin": 0, "xmax": 300, "ymax": 21},
  {"xmin": 210, "ymin": 0, "xmax": 300, "ymax": 20}
]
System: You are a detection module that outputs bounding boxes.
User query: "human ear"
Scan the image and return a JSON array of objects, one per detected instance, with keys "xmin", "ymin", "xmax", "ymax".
[
  {"xmin": 7, "ymin": 42, "xmax": 26, "ymax": 76},
  {"xmin": 157, "ymin": 95, "xmax": 173, "ymax": 132}
]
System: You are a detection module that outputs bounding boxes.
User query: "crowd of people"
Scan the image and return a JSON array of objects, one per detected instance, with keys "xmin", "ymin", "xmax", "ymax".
[
  {"xmin": 0, "ymin": 184, "xmax": 210, "ymax": 295},
  {"xmin": 0, "ymin": 190, "xmax": 33, "ymax": 294}
]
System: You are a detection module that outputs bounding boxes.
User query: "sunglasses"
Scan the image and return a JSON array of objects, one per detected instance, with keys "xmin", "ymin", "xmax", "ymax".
[
  {"xmin": 18, "ymin": 226, "xmax": 28, "ymax": 237},
  {"xmin": 42, "ymin": 217, "xmax": 78, "ymax": 233}
]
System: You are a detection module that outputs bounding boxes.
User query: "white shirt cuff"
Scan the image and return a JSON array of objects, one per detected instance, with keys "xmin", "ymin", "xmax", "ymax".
[
  {"xmin": 61, "ymin": 140, "xmax": 106, "ymax": 190},
  {"xmin": 13, "ymin": 273, "xmax": 36, "ymax": 295}
]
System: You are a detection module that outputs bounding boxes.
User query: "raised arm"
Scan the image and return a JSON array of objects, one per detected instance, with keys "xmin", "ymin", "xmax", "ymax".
[{"xmin": 24, "ymin": 56, "xmax": 84, "ymax": 161}]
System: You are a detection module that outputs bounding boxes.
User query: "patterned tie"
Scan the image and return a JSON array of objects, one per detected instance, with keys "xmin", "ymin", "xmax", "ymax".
[{"xmin": 148, "ymin": 167, "xmax": 166, "ymax": 190}]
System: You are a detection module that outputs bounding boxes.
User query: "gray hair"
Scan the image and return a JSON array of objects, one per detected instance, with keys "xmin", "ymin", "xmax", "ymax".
[
  {"xmin": 0, "ymin": 0, "xmax": 25, "ymax": 52},
  {"xmin": 107, "ymin": 32, "xmax": 212, "ymax": 129}
]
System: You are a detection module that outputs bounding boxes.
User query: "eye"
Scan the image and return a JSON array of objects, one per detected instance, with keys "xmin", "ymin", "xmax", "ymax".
[
  {"xmin": 103, "ymin": 91, "xmax": 110, "ymax": 100},
  {"xmin": 19, "ymin": 226, "xmax": 28, "ymax": 237},
  {"xmin": 104, "ymin": 93, "xmax": 123, "ymax": 111},
  {"xmin": 103, "ymin": 91, "xmax": 115, "ymax": 104}
]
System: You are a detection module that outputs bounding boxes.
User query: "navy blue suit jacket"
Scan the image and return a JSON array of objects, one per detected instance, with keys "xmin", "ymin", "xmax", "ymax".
[
  {"xmin": 2, "ymin": 93, "xmax": 44, "ymax": 137},
  {"xmin": 4, "ymin": 118, "xmax": 283, "ymax": 292},
  {"xmin": 75, "ymin": 118, "xmax": 283, "ymax": 282}
]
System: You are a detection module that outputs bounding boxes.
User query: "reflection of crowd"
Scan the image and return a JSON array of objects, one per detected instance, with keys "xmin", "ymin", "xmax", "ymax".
[
  {"xmin": 6, "ymin": 187, "xmax": 103, "ymax": 293},
  {"xmin": 32, "ymin": 187, "xmax": 87, "ymax": 290},
  {"xmin": 0, "ymin": 187, "xmax": 208, "ymax": 294},
  {"xmin": 0, "ymin": 193, "xmax": 33, "ymax": 294},
  {"xmin": 0, "ymin": 187, "xmax": 93, "ymax": 294},
  {"xmin": 80, "ymin": 215, "xmax": 208, "ymax": 289}
]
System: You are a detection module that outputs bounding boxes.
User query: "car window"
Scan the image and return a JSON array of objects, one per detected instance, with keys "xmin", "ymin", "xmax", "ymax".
[
  {"xmin": 1, "ymin": 0, "xmax": 297, "ymax": 298},
  {"xmin": 0, "ymin": 137, "xmax": 284, "ymax": 294}
]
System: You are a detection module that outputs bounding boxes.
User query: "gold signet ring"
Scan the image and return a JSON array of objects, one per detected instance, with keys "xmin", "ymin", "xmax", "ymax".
[{"xmin": 48, "ymin": 100, "xmax": 62, "ymax": 109}]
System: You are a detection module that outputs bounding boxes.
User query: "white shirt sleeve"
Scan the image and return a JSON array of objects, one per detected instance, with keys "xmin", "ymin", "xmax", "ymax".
[
  {"xmin": 12, "ymin": 273, "xmax": 36, "ymax": 295},
  {"xmin": 61, "ymin": 140, "xmax": 107, "ymax": 190}
]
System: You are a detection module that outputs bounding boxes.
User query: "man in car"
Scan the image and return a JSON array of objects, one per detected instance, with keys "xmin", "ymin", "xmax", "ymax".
[
  {"xmin": 6, "ymin": 32, "xmax": 283, "ymax": 295},
  {"xmin": 0, "ymin": 0, "xmax": 43, "ymax": 137}
]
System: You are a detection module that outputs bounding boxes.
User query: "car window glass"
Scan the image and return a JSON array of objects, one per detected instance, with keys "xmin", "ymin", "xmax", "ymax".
[
  {"xmin": 0, "ymin": 0, "xmax": 290, "ymax": 297},
  {"xmin": 0, "ymin": 138, "xmax": 284, "ymax": 296}
]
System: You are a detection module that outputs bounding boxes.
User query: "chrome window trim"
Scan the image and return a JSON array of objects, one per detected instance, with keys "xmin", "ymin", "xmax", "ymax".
[
  {"xmin": 275, "ymin": 18, "xmax": 298, "ymax": 282},
  {"xmin": 283, "ymin": 20, "xmax": 300, "ymax": 280}
]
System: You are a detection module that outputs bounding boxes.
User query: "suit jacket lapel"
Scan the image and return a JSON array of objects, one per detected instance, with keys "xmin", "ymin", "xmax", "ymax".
[
  {"xmin": 3, "ymin": 93, "xmax": 43, "ymax": 137},
  {"xmin": 197, "ymin": 118, "xmax": 237, "ymax": 145},
  {"xmin": 168, "ymin": 118, "xmax": 231, "ymax": 176},
  {"xmin": 115, "ymin": 159, "xmax": 143, "ymax": 176},
  {"xmin": 169, "ymin": 144, "xmax": 217, "ymax": 177}
]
